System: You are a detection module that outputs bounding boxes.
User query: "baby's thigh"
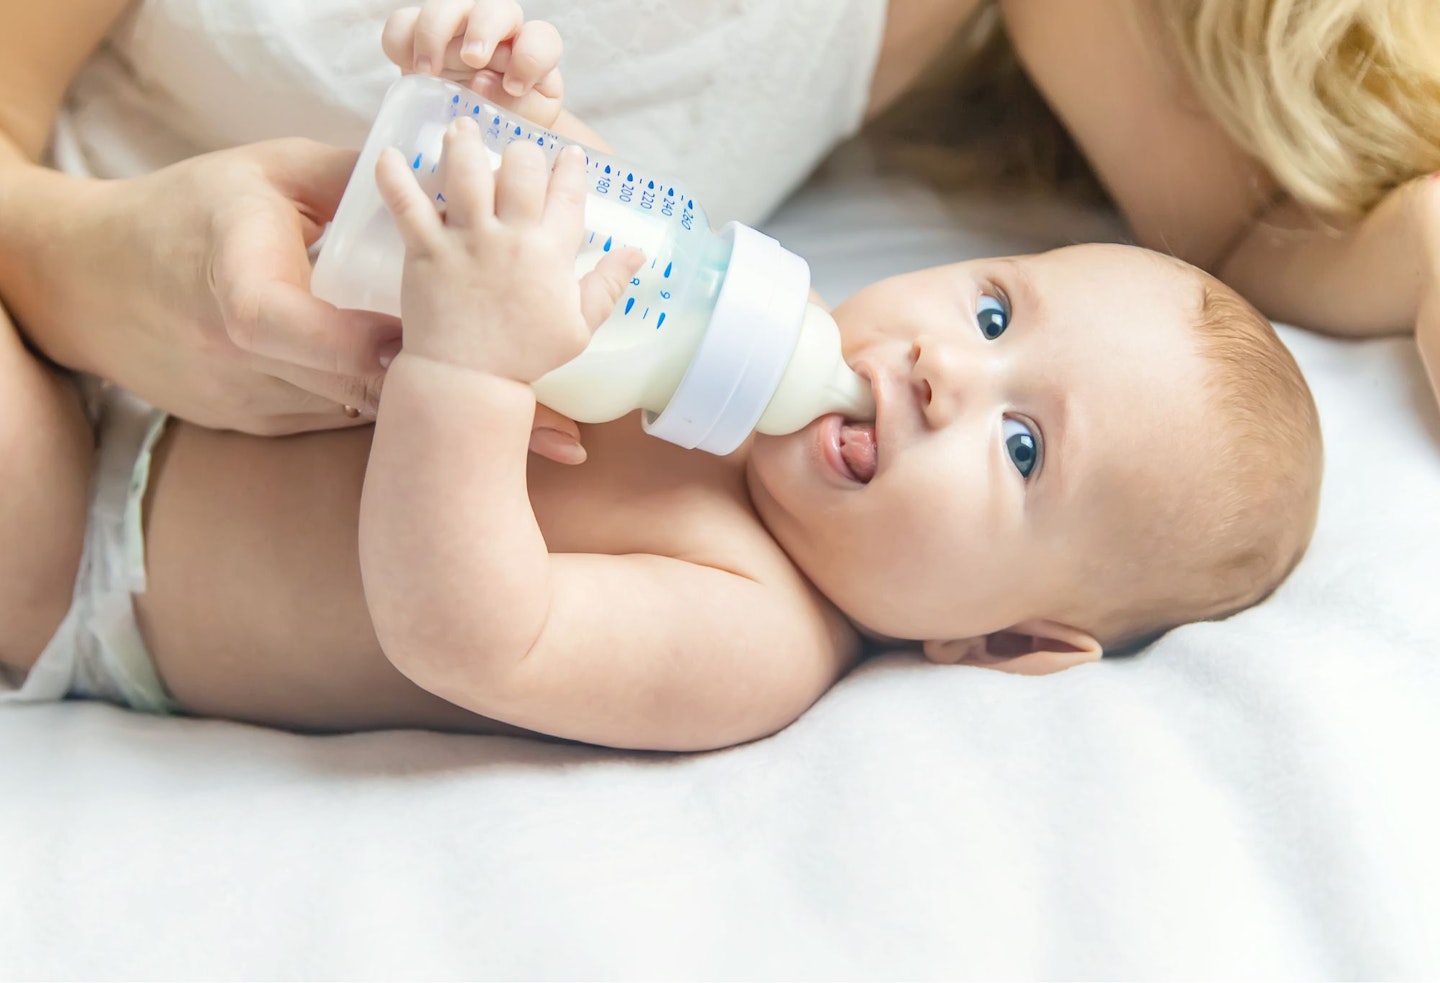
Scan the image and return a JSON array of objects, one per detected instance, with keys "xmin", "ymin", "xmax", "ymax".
[{"xmin": 0, "ymin": 307, "xmax": 93, "ymax": 670}]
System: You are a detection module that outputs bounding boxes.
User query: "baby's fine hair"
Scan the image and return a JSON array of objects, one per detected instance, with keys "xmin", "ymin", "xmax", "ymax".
[{"xmin": 1099, "ymin": 270, "xmax": 1323, "ymax": 650}]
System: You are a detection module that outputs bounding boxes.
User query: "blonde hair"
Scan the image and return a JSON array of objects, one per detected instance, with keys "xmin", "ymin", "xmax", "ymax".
[
  {"xmin": 869, "ymin": 0, "xmax": 1440, "ymax": 219},
  {"xmin": 1158, "ymin": 0, "xmax": 1440, "ymax": 218},
  {"xmin": 1099, "ymin": 275, "xmax": 1323, "ymax": 650}
]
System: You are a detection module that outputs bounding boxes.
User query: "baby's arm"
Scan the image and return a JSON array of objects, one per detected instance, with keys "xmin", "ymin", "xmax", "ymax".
[
  {"xmin": 382, "ymin": 1, "xmax": 613, "ymax": 152},
  {"xmin": 361, "ymin": 121, "xmax": 845, "ymax": 751}
]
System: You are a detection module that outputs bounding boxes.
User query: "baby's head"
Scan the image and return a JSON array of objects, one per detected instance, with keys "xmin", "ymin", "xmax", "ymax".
[{"xmin": 747, "ymin": 243, "xmax": 1321, "ymax": 671}]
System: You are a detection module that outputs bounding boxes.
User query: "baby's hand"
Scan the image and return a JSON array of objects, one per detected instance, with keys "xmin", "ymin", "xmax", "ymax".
[
  {"xmin": 375, "ymin": 115, "xmax": 642, "ymax": 382},
  {"xmin": 383, "ymin": 1, "xmax": 565, "ymax": 129}
]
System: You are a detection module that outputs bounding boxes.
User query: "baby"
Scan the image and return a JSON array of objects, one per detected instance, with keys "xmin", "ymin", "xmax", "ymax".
[{"xmin": 0, "ymin": 3, "xmax": 1322, "ymax": 751}]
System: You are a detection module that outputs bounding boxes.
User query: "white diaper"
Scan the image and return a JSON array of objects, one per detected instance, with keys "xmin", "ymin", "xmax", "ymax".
[{"xmin": 0, "ymin": 384, "xmax": 177, "ymax": 714}]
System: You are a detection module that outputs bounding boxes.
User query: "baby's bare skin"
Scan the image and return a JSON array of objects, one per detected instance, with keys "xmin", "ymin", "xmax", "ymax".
[{"xmin": 131, "ymin": 413, "xmax": 855, "ymax": 736}]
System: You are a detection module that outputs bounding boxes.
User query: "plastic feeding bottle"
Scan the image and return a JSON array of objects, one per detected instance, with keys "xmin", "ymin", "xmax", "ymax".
[{"xmin": 311, "ymin": 74, "xmax": 873, "ymax": 455}]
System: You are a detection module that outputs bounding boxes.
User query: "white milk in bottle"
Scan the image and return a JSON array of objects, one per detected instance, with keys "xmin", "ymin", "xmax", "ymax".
[{"xmin": 312, "ymin": 74, "xmax": 873, "ymax": 455}]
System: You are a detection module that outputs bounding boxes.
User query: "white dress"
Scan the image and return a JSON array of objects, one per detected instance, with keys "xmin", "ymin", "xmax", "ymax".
[{"xmin": 55, "ymin": 0, "xmax": 889, "ymax": 224}]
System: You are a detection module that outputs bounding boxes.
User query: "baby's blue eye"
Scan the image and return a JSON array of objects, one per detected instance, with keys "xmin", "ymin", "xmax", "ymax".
[
  {"xmin": 977, "ymin": 294, "xmax": 1009, "ymax": 340},
  {"xmin": 1003, "ymin": 418, "xmax": 1039, "ymax": 478}
]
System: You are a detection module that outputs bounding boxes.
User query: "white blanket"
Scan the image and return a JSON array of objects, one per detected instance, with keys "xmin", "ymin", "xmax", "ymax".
[{"xmin": 3, "ymin": 152, "xmax": 1439, "ymax": 980}]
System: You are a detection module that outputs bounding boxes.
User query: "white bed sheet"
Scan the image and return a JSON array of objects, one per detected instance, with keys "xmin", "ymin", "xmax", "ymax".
[{"xmin": 3, "ymin": 149, "xmax": 1439, "ymax": 981}]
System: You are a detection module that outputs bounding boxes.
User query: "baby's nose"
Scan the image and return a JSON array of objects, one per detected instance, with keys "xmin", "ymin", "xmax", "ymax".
[{"xmin": 910, "ymin": 335, "xmax": 993, "ymax": 425}]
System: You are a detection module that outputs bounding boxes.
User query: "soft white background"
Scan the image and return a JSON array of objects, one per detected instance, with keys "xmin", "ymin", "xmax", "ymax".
[{"xmin": 3, "ymin": 148, "xmax": 1438, "ymax": 979}]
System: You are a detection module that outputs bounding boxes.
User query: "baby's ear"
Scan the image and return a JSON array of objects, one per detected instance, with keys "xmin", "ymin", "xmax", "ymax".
[{"xmin": 923, "ymin": 620, "xmax": 1101, "ymax": 675}]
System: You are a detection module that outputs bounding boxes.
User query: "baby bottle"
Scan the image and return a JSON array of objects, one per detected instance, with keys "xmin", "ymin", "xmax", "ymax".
[{"xmin": 311, "ymin": 74, "xmax": 873, "ymax": 455}]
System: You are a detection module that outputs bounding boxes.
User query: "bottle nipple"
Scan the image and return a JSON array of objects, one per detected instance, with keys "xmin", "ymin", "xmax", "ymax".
[{"xmin": 755, "ymin": 304, "xmax": 875, "ymax": 435}]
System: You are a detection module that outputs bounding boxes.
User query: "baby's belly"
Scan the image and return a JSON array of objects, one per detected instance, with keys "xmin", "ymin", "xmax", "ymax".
[{"xmin": 133, "ymin": 422, "xmax": 531, "ymax": 735}]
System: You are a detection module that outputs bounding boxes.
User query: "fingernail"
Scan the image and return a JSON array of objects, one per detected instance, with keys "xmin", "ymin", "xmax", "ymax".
[
  {"xmin": 504, "ymin": 76, "xmax": 526, "ymax": 97},
  {"xmin": 378, "ymin": 339, "xmax": 402, "ymax": 369},
  {"xmin": 461, "ymin": 40, "xmax": 488, "ymax": 63},
  {"xmin": 415, "ymin": 55, "xmax": 434, "ymax": 76},
  {"xmin": 541, "ymin": 428, "xmax": 586, "ymax": 462}
]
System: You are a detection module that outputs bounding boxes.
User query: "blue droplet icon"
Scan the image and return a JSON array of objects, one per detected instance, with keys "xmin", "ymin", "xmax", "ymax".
[
  {"xmin": 656, "ymin": 312, "xmax": 667, "ymax": 329},
  {"xmin": 492, "ymin": 116, "xmax": 500, "ymax": 125},
  {"xmin": 663, "ymin": 262, "xmax": 673, "ymax": 278},
  {"xmin": 604, "ymin": 165, "xmax": 611, "ymax": 174},
  {"xmin": 667, "ymin": 188, "xmax": 674, "ymax": 197},
  {"xmin": 687, "ymin": 200, "xmax": 694, "ymax": 209},
  {"xmin": 452, "ymin": 95, "xmax": 460, "ymax": 104},
  {"xmin": 603, "ymin": 236, "xmax": 613, "ymax": 252},
  {"xmin": 412, "ymin": 152, "xmax": 423, "ymax": 169},
  {"xmin": 472, "ymin": 105, "xmax": 480, "ymax": 114},
  {"xmin": 536, "ymin": 137, "xmax": 544, "ymax": 146},
  {"xmin": 624, "ymin": 298, "xmax": 635, "ymax": 315},
  {"xmin": 648, "ymin": 180, "xmax": 655, "ymax": 189},
  {"xmin": 513, "ymin": 125, "xmax": 522, "ymax": 136},
  {"xmin": 626, "ymin": 173, "xmax": 634, "ymax": 182}
]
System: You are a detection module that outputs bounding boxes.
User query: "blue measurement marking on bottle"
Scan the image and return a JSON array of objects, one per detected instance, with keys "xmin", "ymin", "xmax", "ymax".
[
  {"xmin": 624, "ymin": 298, "xmax": 635, "ymax": 315},
  {"xmin": 663, "ymin": 262, "xmax": 672, "ymax": 278},
  {"xmin": 642, "ymin": 308, "xmax": 649, "ymax": 319},
  {"xmin": 412, "ymin": 152, "xmax": 423, "ymax": 169},
  {"xmin": 657, "ymin": 313, "xmax": 667, "ymax": 329},
  {"xmin": 602, "ymin": 236, "xmax": 613, "ymax": 252}
]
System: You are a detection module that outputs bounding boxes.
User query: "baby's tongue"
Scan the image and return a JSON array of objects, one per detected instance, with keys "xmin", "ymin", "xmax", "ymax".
[{"xmin": 839, "ymin": 422, "xmax": 877, "ymax": 483}]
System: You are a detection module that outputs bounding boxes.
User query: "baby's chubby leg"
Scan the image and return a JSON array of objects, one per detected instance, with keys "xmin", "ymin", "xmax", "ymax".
[{"xmin": 0, "ymin": 305, "xmax": 92, "ymax": 672}]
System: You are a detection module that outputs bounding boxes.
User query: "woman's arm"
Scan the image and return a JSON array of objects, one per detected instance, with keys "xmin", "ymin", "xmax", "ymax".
[
  {"xmin": 865, "ymin": 0, "xmax": 988, "ymax": 119},
  {"xmin": 0, "ymin": 1, "xmax": 403, "ymax": 434},
  {"xmin": 0, "ymin": 0, "xmax": 132, "ymax": 159},
  {"xmin": 1000, "ymin": 0, "xmax": 1440, "ymax": 388}
]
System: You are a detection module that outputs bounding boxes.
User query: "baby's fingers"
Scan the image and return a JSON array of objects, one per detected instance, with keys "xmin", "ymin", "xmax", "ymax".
[
  {"xmin": 499, "ymin": 20, "xmax": 563, "ymax": 97},
  {"xmin": 381, "ymin": 6, "xmax": 422, "ymax": 71},
  {"xmin": 493, "ymin": 140, "xmax": 550, "ymax": 225},
  {"xmin": 437, "ymin": 117, "xmax": 496, "ymax": 230},
  {"xmin": 542, "ymin": 145, "xmax": 588, "ymax": 242},
  {"xmin": 579, "ymin": 248, "xmax": 645, "ymax": 331},
  {"xmin": 460, "ymin": 0, "xmax": 525, "ymax": 68},
  {"xmin": 411, "ymin": 0, "xmax": 474, "ymax": 75},
  {"xmin": 375, "ymin": 147, "xmax": 444, "ymax": 253}
]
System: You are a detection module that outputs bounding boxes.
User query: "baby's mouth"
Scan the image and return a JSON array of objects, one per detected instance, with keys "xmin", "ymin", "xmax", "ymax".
[{"xmin": 838, "ymin": 420, "xmax": 878, "ymax": 484}]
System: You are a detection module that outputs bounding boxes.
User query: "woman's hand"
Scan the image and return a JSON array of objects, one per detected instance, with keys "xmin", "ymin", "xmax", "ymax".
[{"xmin": 11, "ymin": 138, "xmax": 400, "ymax": 435}]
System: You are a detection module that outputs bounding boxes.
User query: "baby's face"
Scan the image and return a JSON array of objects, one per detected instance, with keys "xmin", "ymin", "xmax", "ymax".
[{"xmin": 746, "ymin": 243, "xmax": 1216, "ymax": 649}]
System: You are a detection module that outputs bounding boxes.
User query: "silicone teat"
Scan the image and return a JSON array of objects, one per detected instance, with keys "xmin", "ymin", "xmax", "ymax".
[{"xmin": 755, "ymin": 304, "xmax": 876, "ymax": 435}]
